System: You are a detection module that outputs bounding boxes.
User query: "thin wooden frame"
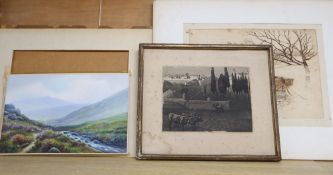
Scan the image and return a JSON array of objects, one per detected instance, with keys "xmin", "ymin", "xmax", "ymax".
[{"xmin": 136, "ymin": 44, "xmax": 281, "ymax": 161}]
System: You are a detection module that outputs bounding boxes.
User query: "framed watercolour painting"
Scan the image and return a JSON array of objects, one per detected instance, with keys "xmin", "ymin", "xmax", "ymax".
[
  {"xmin": 137, "ymin": 44, "xmax": 281, "ymax": 161},
  {"xmin": 0, "ymin": 73, "xmax": 128, "ymax": 155}
]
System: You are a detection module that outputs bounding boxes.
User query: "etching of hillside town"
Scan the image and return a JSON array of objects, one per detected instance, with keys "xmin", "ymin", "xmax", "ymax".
[{"xmin": 162, "ymin": 66, "xmax": 252, "ymax": 132}]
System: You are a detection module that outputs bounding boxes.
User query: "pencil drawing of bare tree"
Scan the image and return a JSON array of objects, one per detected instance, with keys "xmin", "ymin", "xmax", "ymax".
[{"xmin": 249, "ymin": 30, "xmax": 317, "ymax": 74}]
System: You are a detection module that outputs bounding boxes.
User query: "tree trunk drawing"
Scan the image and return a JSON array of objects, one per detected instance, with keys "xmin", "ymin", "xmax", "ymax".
[{"xmin": 211, "ymin": 67, "xmax": 217, "ymax": 99}]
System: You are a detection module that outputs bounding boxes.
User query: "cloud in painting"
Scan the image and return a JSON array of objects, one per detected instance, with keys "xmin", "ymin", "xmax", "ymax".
[{"xmin": 5, "ymin": 74, "xmax": 128, "ymax": 104}]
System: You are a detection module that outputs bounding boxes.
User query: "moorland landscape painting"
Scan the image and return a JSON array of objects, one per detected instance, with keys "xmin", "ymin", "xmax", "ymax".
[{"xmin": 0, "ymin": 74, "xmax": 128, "ymax": 154}]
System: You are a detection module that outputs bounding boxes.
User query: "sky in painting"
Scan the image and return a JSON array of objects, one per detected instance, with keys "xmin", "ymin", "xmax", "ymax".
[
  {"xmin": 163, "ymin": 66, "xmax": 249, "ymax": 76},
  {"xmin": 5, "ymin": 73, "xmax": 128, "ymax": 104}
]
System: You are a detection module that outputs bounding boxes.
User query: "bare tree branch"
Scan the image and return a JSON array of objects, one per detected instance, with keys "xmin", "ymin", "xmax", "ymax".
[{"xmin": 249, "ymin": 29, "xmax": 317, "ymax": 71}]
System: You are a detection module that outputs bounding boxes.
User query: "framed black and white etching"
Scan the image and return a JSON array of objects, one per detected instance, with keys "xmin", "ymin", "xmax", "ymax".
[{"xmin": 137, "ymin": 44, "xmax": 281, "ymax": 161}]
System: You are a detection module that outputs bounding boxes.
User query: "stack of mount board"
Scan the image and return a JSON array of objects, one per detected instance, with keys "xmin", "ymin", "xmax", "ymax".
[{"xmin": 153, "ymin": 0, "xmax": 333, "ymax": 160}]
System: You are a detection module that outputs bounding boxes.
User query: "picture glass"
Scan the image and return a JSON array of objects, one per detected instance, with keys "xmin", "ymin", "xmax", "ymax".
[
  {"xmin": 163, "ymin": 66, "xmax": 252, "ymax": 132},
  {"xmin": 140, "ymin": 47, "xmax": 278, "ymax": 158},
  {"xmin": 0, "ymin": 73, "xmax": 128, "ymax": 154}
]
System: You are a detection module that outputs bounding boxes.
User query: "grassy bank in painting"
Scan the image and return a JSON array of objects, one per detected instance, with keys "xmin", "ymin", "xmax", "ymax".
[
  {"xmin": 59, "ymin": 113, "xmax": 128, "ymax": 149},
  {"xmin": 30, "ymin": 130, "xmax": 97, "ymax": 153},
  {"xmin": 0, "ymin": 105, "xmax": 127, "ymax": 153},
  {"xmin": 0, "ymin": 109, "xmax": 45, "ymax": 153},
  {"xmin": 0, "ymin": 113, "xmax": 97, "ymax": 153}
]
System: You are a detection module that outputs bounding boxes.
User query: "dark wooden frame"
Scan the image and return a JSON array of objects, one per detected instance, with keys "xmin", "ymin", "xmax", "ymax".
[{"xmin": 136, "ymin": 44, "xmax": 281, "ymax": 161}]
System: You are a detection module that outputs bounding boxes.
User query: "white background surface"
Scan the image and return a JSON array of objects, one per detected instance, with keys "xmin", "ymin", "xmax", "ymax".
[
  {"xmin": 0, "ymin": 29, "xmax": 152, "ymax": 157},
  {"xmin": 153, "ymin": 0, "xmax": 333, "ymax": 160}
]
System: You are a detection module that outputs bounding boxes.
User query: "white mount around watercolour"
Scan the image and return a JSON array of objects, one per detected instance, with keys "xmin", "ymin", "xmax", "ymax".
[{"xmin": 0, "ymin": 29, "xmax": 153, "ymax": 156}]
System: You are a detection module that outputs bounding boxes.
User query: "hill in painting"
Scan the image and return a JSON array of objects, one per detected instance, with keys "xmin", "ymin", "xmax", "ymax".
[
  {"xmin": 24, "ymin": 104, "xmax": 85, "ymax": 122},
  {"xmin": 48, "ymin": 88, "xmax": 128, "ymax": 126},
  {"xmin": 13, "ymin": 96, "xmax": 73, "ymax": 111},
  {"xmin": 12, "ymin": 97, "xmax": 85, "ymax": 122}
]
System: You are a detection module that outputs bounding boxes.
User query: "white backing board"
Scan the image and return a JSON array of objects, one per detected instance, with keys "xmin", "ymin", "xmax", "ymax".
[{"xmin": 153, "ymin": 0, "xmax": 333, "ymax": 160}]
